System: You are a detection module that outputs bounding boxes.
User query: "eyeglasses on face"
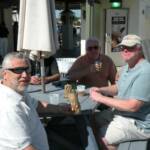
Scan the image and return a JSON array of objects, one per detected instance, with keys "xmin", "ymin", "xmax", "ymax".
[
  {"xmin": 87, "ymin": 46, "xmax": 99, "ymax": 51},
  {"xmin": 6, "ymin": 67, "xmax": 31, "ymax": 74},
  {"xmin": 119, "ymin": 45, "xmax": 136, "ymax": 52}
]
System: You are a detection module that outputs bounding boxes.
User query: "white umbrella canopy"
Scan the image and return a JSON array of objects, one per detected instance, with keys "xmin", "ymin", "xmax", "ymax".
[
  {"xmin": 17, "ymin": 0, "xmax": 58, "ymax": 53},
  {"xmin": 17, "ymin": 0, "xmax": 59, "ymax": 92}
]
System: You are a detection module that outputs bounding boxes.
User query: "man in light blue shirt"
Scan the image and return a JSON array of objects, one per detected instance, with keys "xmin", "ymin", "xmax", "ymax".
[{"xmin": 90, "ymin": 34, "xmax": 150, "ymax": 150}]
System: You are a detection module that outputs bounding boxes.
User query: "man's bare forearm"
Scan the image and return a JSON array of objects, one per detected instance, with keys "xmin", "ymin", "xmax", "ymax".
[
  {"xmin": 37, "ymin": 101, "xmax": 70, "ymax": 114},
  {"xmin": 99, "ymin": 84, "xmax": 118, "ymax": 96},
  {"xmin": 45, "ymin": 73, "xmax": 60, "ymax": 83}
]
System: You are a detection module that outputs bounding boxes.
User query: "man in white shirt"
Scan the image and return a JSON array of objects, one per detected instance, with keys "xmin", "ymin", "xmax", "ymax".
[{"xmin": 0, "ymin": 52, "xmax": 49, "ymax": 150}]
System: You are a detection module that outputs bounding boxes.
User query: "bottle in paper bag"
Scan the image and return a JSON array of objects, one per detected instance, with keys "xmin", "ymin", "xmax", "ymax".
[
  {"xmin": 68, "ymin": 89, "xmax": 80, "ymax": 114},
  {"xmin": 64, "ymin": 84, "xmax": 72, "ymax": 98}
]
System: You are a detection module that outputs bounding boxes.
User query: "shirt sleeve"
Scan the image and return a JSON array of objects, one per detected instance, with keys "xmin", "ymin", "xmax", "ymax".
[
  {"xmin": 0, "ymin": 107, "xmax": 32, "ymax": 149},
  {"xmin": 130, "ymin": 72, "xmax": 150, "ymax": 102},
  {"xmin": 68, "ymin": 58, "xmax": 81, "ymax": 73},
  {"xmin": 67, "ymin": 57, "xmax": 84, "ymax": 78},
  {"xmin": 108, "ymin": 58, "xmax": 117, "ymax": 84},
  {"xmin": 50, "ymin": 57, "xmax": 60, "ymax": 75}
]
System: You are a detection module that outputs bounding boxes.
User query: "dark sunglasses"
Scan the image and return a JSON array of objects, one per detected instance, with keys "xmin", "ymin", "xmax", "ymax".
[
  {"xmin": 119, "ymin": 45, "xmax": 136, "ymax": 51},
  {"xmin": 6, "ymin": 67, "xmax": 31, "ymax": 74},
  {"xmin": 87, "ymin": 46, "xmax": 99, "ymax": 51}
]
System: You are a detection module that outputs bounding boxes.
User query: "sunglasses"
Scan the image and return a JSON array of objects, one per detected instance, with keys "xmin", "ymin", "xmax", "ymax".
[
  {"xmin": 87, "ymin": 46, "xmax": 99, "ymax": 51},
  {"xmin": 119, "ymin": 45, "xmax": 136, "ymax": 51},
  {"xmin": 6, "ymin": 67, "xmax": 31, "ymax": 74}
]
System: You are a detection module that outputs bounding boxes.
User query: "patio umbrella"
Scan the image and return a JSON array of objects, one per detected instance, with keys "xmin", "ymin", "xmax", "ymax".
[{"xmin": 17, "ymin": 0, "xmax": 59, "ymax": 92}]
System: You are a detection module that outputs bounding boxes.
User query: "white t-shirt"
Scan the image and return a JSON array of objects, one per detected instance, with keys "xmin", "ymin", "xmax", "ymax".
[{"xmin": 0, "ymin": 84, "xmax": 49, "ymax": 150}]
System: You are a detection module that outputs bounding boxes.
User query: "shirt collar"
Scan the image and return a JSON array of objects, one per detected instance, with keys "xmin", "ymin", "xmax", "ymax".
[
  {"xmin": 0, "ymin": 83, "xmax": 24, "ymax": 104},
  {"xmin": 127, "ymin": 59, "xmax": 146, "ymax": 72}
]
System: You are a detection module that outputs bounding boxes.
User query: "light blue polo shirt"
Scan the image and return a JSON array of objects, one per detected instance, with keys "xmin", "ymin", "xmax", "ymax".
[{"xmin": 116, "ymin": 59, "xmax": 150, "ymax": 132}]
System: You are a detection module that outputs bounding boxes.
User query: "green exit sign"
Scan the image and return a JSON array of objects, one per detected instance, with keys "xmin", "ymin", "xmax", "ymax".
[
  {"xmin": 110, "ymin": 0, "xmax": 122, "ymax": 8},
  {"xmin": 111, "ymin": 2, "xmax": 121, "ymax": 8}
]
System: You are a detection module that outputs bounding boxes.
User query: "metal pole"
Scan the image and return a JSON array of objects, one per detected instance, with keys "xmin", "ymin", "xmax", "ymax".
[{"xmin": 40, "ymin": 54, "xmax": 46, "ymax": 93}]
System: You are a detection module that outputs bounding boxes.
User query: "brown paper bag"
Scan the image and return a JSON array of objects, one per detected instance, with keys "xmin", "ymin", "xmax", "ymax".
[
  {"xmin": 64, "ymin": 84, "xmax": 72, "ymax": 98},
  {"xmin": 68, "ymin": 91, "xmax": 80, "ymax": 113}
]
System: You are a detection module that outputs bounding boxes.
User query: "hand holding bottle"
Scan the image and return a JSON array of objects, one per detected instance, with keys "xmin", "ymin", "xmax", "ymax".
[{"xmin": 95, "ymin": 60, "xmax": 102, "ymax": 72}]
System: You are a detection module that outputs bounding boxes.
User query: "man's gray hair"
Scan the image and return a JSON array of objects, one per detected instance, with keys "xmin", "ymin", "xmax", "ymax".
[
  {"xmin": 2, "ymin": 52, "xmax": 30, "ymax": 69},
  {"xmin": 86, "ymin": 37, "xmax": 101, "ymax": 49}
]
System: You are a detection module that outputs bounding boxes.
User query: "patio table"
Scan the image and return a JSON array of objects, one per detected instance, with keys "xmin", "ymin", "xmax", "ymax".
[{"xmin": 27, "ymin": 81, "xmax": 99, "ymax": 150}]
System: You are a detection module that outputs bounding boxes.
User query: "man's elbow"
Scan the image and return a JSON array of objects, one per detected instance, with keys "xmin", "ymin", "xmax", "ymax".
[
  {"xmin": 128, "ymin": 104, "xmax": 142, "ymax": 112},
  {"xmin": 54, "ymin": 74, "xmax": 60, "ymax": 81},
  {"xmin": 129, "ymin": 107, "xmax": 140, "ymax": 112},
  {"xmin": 126, "ymin": 99, "xmax": 144, "ymax": 112}
]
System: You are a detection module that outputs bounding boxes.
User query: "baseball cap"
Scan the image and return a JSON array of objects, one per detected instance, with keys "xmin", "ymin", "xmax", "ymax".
[{"xmin": 118, "ymin": 34, "xmax": 142, "ymax": 47}]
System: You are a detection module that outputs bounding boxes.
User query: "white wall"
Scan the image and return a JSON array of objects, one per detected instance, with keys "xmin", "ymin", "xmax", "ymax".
[
  {"xmin": 139, "ymin": 0, "xmax": 150, "ymax": 61},
  {"xmin": 123, "ymin": 0, "xmax": 139, "ymax": 34},
  {"xmin": 80, "ymin": 0, "xmax": 110, "ymax": 55},
  {"xmin": 139, "ymin": 0, "xmax": 150, "ymax": 39}
]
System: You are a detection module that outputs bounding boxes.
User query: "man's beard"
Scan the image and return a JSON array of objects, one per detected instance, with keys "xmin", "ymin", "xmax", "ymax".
[{"xmin": 11, "ymin": 79, "xmax": 28, "ymax": 95}]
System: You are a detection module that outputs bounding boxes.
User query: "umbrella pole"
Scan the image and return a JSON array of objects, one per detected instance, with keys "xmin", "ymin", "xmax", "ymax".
[{"xmin": 40, "ymin": 57, "xmax": 46, "ymax": 93}]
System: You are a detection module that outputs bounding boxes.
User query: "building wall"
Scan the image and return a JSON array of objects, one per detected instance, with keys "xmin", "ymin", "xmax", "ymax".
[
  {"xmin": 139, "ymin": 0, "xmax": 150, "ymax": 61},
  {"xmin": 139, "ymin": 0, "xmax": 150, "ymax": 39},
  {"xmin": 80, "ymin": 0, "xmax": 110, "ymax": 54},
  {"xmin": 123, "ymin": 0, "xmax": 139, "ymax": 34}
]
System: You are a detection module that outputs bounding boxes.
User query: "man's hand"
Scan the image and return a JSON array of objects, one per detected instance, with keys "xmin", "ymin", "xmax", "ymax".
[
  {"xmin": 90, "ymin": 63, "xmax": 102, "ymax": 73},
  {"xmin": 30, "ymin": 76, "xmax": 41, "ymax": 85},
  {"xmin": 37, "ymin": 101, "xmax": 72, "ymax": 114},
  {"xmin": 90, "ymin": 87, "xmax": 101, "ymax": 93},
  {"xmin": 40, "ymin": 101, "xmax": 49, "ymax": 108},
  {"xmin": 95, "ymin": 61, "xmax": 102, "ymax": 72},
  {"xmin": 23, "ymin": 145, "xmax": 37, "ymax": 150},
  {"xmin": 90, "ymin": 87, "xmax": 104, "ymax": 102},
  {"xmin": 90, "ymin": 64, "xmax": 97, "ymax": 73}
]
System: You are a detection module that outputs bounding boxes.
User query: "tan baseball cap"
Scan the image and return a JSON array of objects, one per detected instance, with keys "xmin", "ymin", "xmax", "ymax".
[{"xmin": 118, "ymin": 34, "xmax": 142, "ymax": 47}]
